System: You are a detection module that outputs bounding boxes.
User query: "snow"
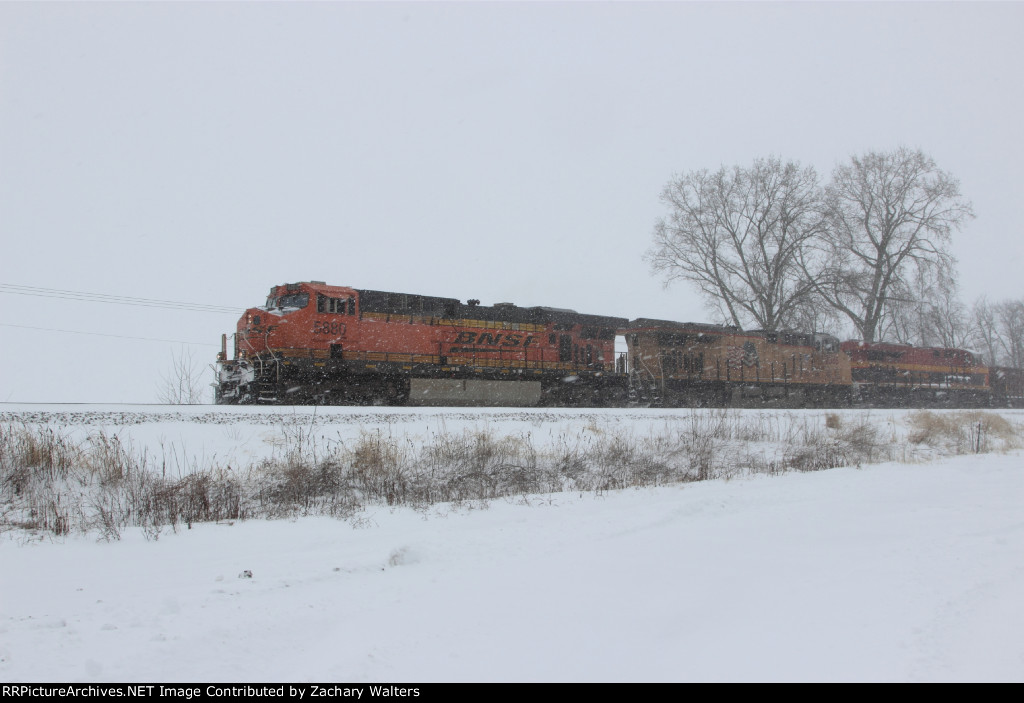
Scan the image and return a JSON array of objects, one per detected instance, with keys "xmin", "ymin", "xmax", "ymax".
[{"xmin": 1, "ymin": 406, "xmax": 1023, "ymax": 682}]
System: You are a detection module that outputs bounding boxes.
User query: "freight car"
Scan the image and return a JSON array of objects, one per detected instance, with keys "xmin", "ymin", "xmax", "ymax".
[
  {"xmin": 216, "ymin": 281, "xmax": 627, "ymax": 406},
  {"xmin": 989, "ymin": 366, "xmax": 1024, "ymax": 408},
  {"xmin": 215, "ymin": 281, "xmax": 1011, "ymax": 408}
]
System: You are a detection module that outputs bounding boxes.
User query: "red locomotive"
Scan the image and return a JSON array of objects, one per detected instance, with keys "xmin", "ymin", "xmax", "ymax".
[
  {"xmin": 216, "ymin": 281, "xmax": 627, "ymax": 406},
  {"xmin": 840, "ymin": 340, "xmax": 990, "ymax": 406}
]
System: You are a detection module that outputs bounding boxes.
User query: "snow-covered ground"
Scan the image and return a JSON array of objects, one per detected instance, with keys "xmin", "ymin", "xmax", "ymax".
[{"xmin": 1, "ymin": 405, "xmax": 1022, "ymax": 682}]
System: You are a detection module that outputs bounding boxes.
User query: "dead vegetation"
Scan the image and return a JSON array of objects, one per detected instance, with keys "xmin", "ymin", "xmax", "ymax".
[
  {"xmin": 907, "ymin": 410, "xmax": 1019, "ymax": 454},
  {"xmin": 2, "ymin": 409, "xmax": 1020, "ymax": 540}
]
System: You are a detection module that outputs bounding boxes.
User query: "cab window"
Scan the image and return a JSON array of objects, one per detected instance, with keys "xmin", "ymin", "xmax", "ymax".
[{"xmin": 277, "ymin": 293, "xmax": 309, "ymax": 309}]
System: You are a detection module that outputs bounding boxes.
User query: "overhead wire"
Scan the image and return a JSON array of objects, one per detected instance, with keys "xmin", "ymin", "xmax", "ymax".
[
  {"xmin": 0, "ymin": 283, "xmax": 241, "ymax": 347},
  {"xmin": 0, "ymin": 323, "xmax": 218, "ymax": 347},
  {"xmin": 0, "ymin": 283, "xmax": 244, "ymax": 314}
]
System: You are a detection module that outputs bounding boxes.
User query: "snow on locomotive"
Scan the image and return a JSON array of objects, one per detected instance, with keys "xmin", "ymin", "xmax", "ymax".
[{"xmin": 216, "ymin": 281, "xmax": 627, "ymax": 406}]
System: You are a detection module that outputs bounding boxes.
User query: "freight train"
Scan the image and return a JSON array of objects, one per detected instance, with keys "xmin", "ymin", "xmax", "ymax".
[{"xmin": 214, "ymin": 281, "xmax": 1019, "ymax": 408}]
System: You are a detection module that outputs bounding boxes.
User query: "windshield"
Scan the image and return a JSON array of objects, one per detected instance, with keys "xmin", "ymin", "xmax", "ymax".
[{"xmin": 266, "ymin": 293, "xmax": 309, "ymax": 310}]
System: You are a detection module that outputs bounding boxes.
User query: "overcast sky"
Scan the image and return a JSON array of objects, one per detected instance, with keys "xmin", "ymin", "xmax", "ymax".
[{"xmin": 2, "ymin": 1, "xmax": 1022, "ymax": 403}]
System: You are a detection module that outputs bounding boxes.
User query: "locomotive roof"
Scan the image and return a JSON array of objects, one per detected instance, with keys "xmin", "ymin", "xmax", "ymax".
[
  {"xmin": 840, "ymin": 339, "xmax": 973, "ymax": 354},
  {"xmin": 626, "ymin": 318, "xmax": 741, "ymax": 334},
  {"xmin": 355, "ymin": 288, "xmax": 627, "ymax": 329}
]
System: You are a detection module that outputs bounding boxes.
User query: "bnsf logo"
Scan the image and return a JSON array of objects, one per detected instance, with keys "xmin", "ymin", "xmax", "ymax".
[{"xmin": 452, "ymin": 331, "xmax": 535, "ymax": 348}]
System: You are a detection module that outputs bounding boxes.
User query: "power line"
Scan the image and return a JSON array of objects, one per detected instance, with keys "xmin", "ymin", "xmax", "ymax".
[
  {"xmin": 0, "ymin": 323, "xmax": 219, "ymax": 347},
  {"xmin": 0, "ymin": 283, "xmax": 244, "ymax": 314}
]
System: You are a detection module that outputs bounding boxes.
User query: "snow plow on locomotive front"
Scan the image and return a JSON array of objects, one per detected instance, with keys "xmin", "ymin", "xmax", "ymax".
[{"xmin": 215, "ymin": 281, "xmax": 629, "ymax": 406}]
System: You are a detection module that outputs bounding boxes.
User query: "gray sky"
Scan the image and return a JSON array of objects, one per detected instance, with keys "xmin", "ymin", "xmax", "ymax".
[{"xmin": 2, "ymin": 1, "xmax": 1022, "ymax": 403}]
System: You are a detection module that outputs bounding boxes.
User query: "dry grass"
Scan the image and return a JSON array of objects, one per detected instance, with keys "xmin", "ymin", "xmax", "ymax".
[
  {"xmin": 2, "ymin": 409, "xmax": 1020, "ymax": 539},
  {"xmin": 908, "ymin": 411, "xmax": 1019, "ymax": 454}
]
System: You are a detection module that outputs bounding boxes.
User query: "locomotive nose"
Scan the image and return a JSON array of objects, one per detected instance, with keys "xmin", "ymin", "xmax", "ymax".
[{"xmin": 236, "ymin": 307, "xmax": 271, "ymax": 355}]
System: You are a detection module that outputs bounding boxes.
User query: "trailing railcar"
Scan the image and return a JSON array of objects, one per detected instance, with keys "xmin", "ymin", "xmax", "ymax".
[
  {"xmin": 988, "ymin": 366, "xmax": 1024, "ymax": 408},
  {"xmin": 623, "ymin": 320, "xmax": 851, "ymax": 406},
  {"xmin": 839, "ymin": 341, "xmax": 990, "ymax": 407},
  {"xmin": 216, "ymin": 281, "xmax": 627, "ymax": 406}
]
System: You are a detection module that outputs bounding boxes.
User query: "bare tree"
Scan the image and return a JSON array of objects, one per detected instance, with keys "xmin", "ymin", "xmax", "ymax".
[
  {"xmin": 920, "ymin": 276, "xmax": 972, "ymax": 349},
  {"xmin": 972, "ymin": 297, "xmax": 1024, "ymax": 368},
  {"xmin": 812, "ymin": 147, "xmax": 974, "ymax": 342},
  {"xmin": 157, "ymin": 347, "xmax": 208, "ymax": 404},
  {"xmin": 970, "ymin": 296, "xmax": 1001, "ymax": 366},
  {"xmin": 994, "ymin": 299, "xmax": 1024, "ymax": 368},
  {"xmin": 887, "ymin": 267, "xmax": 970, "ymax": 348},
  {"xmin": 648, "ymin": 157, "xmax": 829, "ymax": 332}
]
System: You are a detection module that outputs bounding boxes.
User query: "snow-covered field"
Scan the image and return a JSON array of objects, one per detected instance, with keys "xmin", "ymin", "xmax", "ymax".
[{"xmin": 1, "ymin": 405, "xmax": 1023, "ymax": 682}]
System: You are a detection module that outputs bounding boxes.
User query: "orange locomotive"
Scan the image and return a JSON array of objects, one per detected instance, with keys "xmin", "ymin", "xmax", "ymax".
[
  {"xmin": 216, "ymin": 281, "xmax": 627, "ymax": 406},
  {"xmin": 623, "ymin": 319, "xmax": 851, "ymax": 406}
]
